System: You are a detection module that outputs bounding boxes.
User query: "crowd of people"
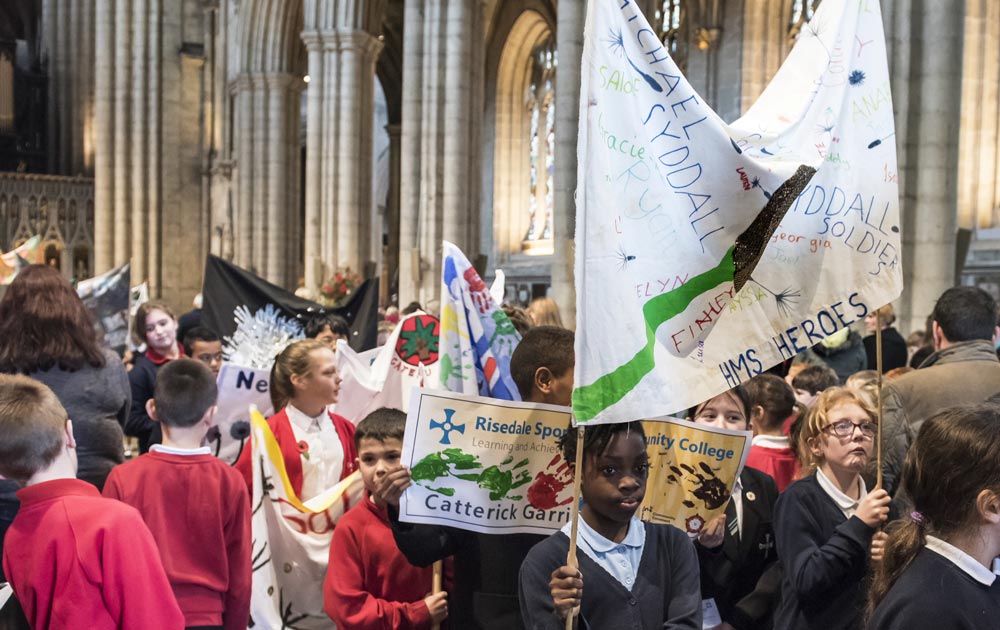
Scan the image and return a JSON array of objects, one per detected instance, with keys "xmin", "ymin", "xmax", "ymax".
[{"xmin": 0, "ymin": 265, "xmax": 999, "ymax": 630}]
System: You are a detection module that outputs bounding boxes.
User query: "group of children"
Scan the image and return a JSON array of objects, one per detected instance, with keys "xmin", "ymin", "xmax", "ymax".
[{"xmin": 2, "ymin": 323, "xmax": 999, "ymax": 630}]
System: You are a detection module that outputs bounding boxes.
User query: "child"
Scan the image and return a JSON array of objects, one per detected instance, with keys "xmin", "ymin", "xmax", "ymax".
[
  {"xmin": 103, "ymin": 359, "xmax": 251, "ymax": 630},
  {"xmin": 773, "ymin": 387, "xmax": 892, "ymax": 630},
  {"xmin": 689, "ymin": 387, "xmax": 781, "ymax": 630},
  {"xmin": 370, "ymin": 326, "xmax": 574, "ymax": 629},
  {"xmin": 0, "ymin": 374, "xmax": 184, "ymax": 629},
  {"xmin": 789, "ymin": 365, "xmax": 839, "ymax": 410},
  {"xmin": 183, "ymin": 326, "xmax": 224, "ymax": 378},
  {"xmin": 306, "ymin": 314, "xmax": 351, "ymax": 352},
  {"xmin": 126, "ymin": 301, "xmax": 186, "ymax": 452},
  {"xmin": 235, "ymin": 339, "xmax": 358, "ymax": 501},
  {"xmin": 745, "ymin": 374, "xmax": 800, "ymax": 491},
  {"xmin": 323, "ymin": 408, "xmax": 448, "ymax": 629},
  {"xmin": 519, "ymin": 421, "xmax": 701, "ymax": 629},
  {"xmin": 867, "ymin": 403, "xmax": 1000, "ymax": 629}
]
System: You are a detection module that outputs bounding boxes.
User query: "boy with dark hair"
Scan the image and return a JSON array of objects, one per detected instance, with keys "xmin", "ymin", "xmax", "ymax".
[
  {"xmin": 305, "ymin": 313, "xmax": 351, "ymax": 351},
  {"xmin": 103, "ymin": 359, "xmax": 251, "ymax": 630},
  {"xmin": 790, "ymin": 364, "xmax": 840, "ymax": 408},
  {"xmin": 183, "ymin": 326, "xmax": 223, "ymax": 378},
  {"xmin": 369, "ymin": 327, "xmax": 576, "ymax": 629},
  {"xmin": 323, "ymin": 408, "xmax": 447, "ymax": 629},
  {"xmin": 0, "ymin": 374, "xmax": 184, "ymax": 630}
]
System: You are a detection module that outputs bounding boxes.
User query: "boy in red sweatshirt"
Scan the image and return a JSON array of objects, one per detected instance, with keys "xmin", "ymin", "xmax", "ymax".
[
  {"xmin": 0, "ymin": 374, "xmax": 184, "ymax": 630},
  {"xmin": 104, "ymin": 359, "xmax": 251, "ymax": 630},
  {"xmin": 323, "ymin": 407, "xmax": 448, "ymax": 629}
]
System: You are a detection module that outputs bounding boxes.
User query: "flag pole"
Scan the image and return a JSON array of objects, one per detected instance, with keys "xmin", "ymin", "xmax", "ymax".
[
  {"xmin": 565, "ymin": 424, "xmax": 585, "ymax": 630},
  {"xmin": 875, "ymin": 318, "xmax": 884, "ymax": 490},
  {"xmin": 431, "ymin": 560, "xmax": 443, "ymax": 630}
]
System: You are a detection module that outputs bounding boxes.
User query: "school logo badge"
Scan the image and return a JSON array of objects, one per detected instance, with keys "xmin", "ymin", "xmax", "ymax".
[{"xmin": 395, "ymin": 314, "xmax": 440, "ymax": 366}]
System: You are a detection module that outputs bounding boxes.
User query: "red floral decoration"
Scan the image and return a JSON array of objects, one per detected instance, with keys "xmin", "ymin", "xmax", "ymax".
[
  {"xmin": 318, "ymin": 267, "xmax": 362, "ymax": 306},
  {"xmin": 297, "ymin": 440, "xmax": 311, "ymax": 460}
]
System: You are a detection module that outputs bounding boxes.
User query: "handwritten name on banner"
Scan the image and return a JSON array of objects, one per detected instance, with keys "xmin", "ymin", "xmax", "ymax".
[
  {"xmin": 640, "ymin": 418, "xmax": 751, "ymax": 535},
  {"xmin": 207, "ymin": 362, "xmax": 273, "ymax": 465},
  {"xmin": 400, "ymin": 389, "xmax": 751, "ymax": 536}
]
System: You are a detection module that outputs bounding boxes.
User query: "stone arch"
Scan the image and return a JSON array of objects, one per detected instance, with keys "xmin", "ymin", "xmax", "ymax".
[{"xmin": 484, "ymin": 3, "xmax": 557, "ymax": 276}]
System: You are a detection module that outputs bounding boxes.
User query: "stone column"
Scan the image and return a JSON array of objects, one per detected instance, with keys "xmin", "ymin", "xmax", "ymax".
[
  {"xmin": 400, "ymin": 0, "xmax": 484, "ymax": 306},
  {"xmin": 896, "ymin": 0, "xmax": 965, "ymax": 332},
  {"xmin": 93, "ymin": 0, "xmax": 113, "ymax": 272},
  {"xmin": 0, "ymin": 47, "xmax": 15, "ymax": 134},
  {"xmin": 550, "ymin": 0, "xmax": 585, "ymax": 329},
  {"xmin": 302, "ymin": 2, "xmax": 385, "ymax": 291},
  {"xmin": 386, "ymin": 123, "xmax": 402, "ymax": 300}
]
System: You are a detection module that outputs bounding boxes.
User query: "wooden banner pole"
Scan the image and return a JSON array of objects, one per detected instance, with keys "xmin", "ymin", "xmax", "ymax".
[
  {"xmin": 565, "ymin": 425, "xmax": 586, "ymax": 630},
  {"xmin": 431, "ymin": 560, "xmax": 443, "ymax": 630},
  {"xmin": 875, "ymin": 320, "xmax": 884, "ymax": 490}
]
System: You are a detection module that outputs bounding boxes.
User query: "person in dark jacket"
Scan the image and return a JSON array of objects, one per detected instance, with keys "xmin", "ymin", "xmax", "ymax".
[
  {"xmin": 126, "ymin": 301, "xmax": 184, "ymax": 452},
  {"xmin": 0, "ymin": 265, "xmax": 131, "ymax": 585},
  {"xmin": 861, "ymin": 304, "xmax": 907, "ymax": 373},
  {"xmin": 811, "ymin": 329, "xmax": 867, "ymax": 384}
]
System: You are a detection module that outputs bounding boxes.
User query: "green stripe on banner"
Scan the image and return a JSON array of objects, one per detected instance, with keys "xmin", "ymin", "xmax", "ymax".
[{"xmin": 572, "ymin": 247, "xmax": 736, "ymax": 423}]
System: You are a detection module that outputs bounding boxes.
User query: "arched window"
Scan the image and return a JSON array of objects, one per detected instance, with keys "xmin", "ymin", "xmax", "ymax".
[
  {"xmin": 789, "ymin": 0, "xmax": 822, "ymax": 40},
  {"xmin": 655, "ymin": 0, "xmax": 688, "ymax": 71},
  {"xmin": 523, "ymin": 39, "xmax": 556, "ymax": 253}
]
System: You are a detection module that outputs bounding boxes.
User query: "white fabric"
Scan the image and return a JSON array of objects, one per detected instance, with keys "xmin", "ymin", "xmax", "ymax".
[
  {"xmin": 815, "ymin": 468, "xmax": 868, "ymax": 519},
  {"xmin": 149, "ymin": 444, "xmax": 211, "ymax": 456},
  {"xmin": 751, "ymin": 434, "xmax": 791, "ymax": 450},
  {"xmin": 925, "ymin": 536, "xmax": 996, "ymax": 586},
  {"xmin": 285, "ymin": 403, "xmax": 345, "ymax": 503},
  {"xmin": 731, "ymin": 476, "xmax": 744, "ymax": 537},
  {"xmin": 573, "ymin": 0, "xmax": 902, "ymax": 425}
]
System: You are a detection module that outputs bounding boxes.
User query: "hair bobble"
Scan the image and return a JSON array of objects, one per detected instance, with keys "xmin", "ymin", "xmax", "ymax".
[{"xmin": 910, "ymin": 511, "xmax": 924, "ymax": 524}]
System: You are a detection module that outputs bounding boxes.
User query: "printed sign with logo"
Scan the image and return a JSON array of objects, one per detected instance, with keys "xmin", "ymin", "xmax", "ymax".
[
  {"xmin": 640, "ymin": 418, "xmax": 752, "ymax": 535},
  {"xmin": 206, "ymin": 362, "xmax": 273, "ymax": 465},
  {"xmin": 400, "ymin": 389, "xmax": 575, "ymax": 535}
]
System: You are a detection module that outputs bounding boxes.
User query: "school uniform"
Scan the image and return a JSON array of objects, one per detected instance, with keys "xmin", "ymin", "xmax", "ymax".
[
  {"xmin": 2, "ymin": 478, "xmax": 185, "ymax": 630},
  {"xmin": 518, "ymin": 517, "xmax": 701, "ymax": 630},
  {"xmin": 388, "ymin": 506, "xmax": 543, "ymax": 630},
  {"xmin": 868, "ymin": 537, "xmax": 1000, "ymax": 630},
  {"xmin": 103, "ymin": 445, "xmax": 252, "ymax": 630},
  {"xmin": 773, "ymin": 471, "xmax": 878, "ymax": 630},
  {"xmin": 697, "ymin": 466, "xmax": 780, "ymax": 629},
  {"xmin": 125, "ymin": 347, "xmax": 185, "ymax": 453},
  {"xmin": 746, "ymin": 434, "xmax": 799, "ymax": 492},
  {"xmin": 234, "ymin": 405, "xmax": 358, "ymax": 502},
  {"xmin": 323, "ymin": 493, "xmax": 438, "ymax": 629}
]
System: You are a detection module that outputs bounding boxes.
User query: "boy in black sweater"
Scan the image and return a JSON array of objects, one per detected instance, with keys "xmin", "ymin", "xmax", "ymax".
[{"xmin": 370, "ymin": 326, "xmax": 574, "ymax": 629}]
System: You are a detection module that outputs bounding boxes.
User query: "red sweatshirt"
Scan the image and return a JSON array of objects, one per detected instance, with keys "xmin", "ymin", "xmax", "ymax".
[
  {"xmin": 746, "ymin": 438, "xmax": 800, "ymax": 492},
  {"xmin": 103, "ymin": 450, "xmax": 252, "ymax": 630},
  {"xmin": 324, "ymin": 494, "xmax": 435, "ymax": 629},
  {"xmin": 234, "ymin": 407, "xmax": 359, "ymax": 499},
  {"xmin": 2, "ymin": 478, "xmax": 184, "ymax": 630}
]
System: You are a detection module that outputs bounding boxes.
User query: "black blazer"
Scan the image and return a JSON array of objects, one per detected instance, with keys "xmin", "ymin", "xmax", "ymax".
[{"xmin": 697, "ymin": 466, "xmax": 781, "ymax": 630}]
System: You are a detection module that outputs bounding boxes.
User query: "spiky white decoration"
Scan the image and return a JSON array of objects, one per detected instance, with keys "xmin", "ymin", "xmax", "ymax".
[{"xmin": 223, "ymin": 304, "xmax": 304, "ymax": 369}]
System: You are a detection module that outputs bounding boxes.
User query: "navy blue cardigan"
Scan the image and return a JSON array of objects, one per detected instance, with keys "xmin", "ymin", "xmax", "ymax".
[{"xmin": 773, "ymin": 473, "xmax": 877, "ymax": 630}]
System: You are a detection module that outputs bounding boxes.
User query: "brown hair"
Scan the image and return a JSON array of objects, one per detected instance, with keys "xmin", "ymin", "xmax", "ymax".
[
  {"xmin": 867, "ymin": 403, "xmax": 1000, "ymax": 619},
  {"xmin": 154, "ymin": 359, "xmax": 218, "ymax": 428},
  {"xmin": 133, "ymin": 301, "xmax": 177, "ymax": 345},
  {"xmin": 0, "ymin": 374, "xmax": 68, "ymax": 482},
  {"xmin": 354, "ymin": 407, "xmax": 406, "ymax": 451},
  {"xmin": 269, "ymin": 339, "xmax": 328, "ymax": 411},
  {"xmin": 0, "ymin": 264, "xmax": 106, "ymax": 373},
  {"xmin": 870, "ymin": 303, "xmax": 896, "ymax": 328},
  {"xmin": 797, "ymin": 386, "xmax": 876, "ymax": 473},
  {"xmin": 744, "ymin": 374, "xmax": 795, "ymax": 432},
  {"xmin": 527, "ymin": 297, "xmax": 564, "ymax": 328}
]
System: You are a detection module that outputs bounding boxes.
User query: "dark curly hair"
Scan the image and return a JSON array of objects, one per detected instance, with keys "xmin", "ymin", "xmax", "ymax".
[
  {"xmin": 0, "ymin": 265, "xmax": 106, "ymax": 373},
  {"xmin": 558, "ymin": 421, "xmax": 646, "ymax": 467}
]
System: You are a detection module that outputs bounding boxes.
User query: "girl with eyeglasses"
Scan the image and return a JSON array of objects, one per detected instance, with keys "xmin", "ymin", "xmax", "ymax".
[{"xmin": 772, "ymin": 387, "xmax": 895, "ymax": 630}]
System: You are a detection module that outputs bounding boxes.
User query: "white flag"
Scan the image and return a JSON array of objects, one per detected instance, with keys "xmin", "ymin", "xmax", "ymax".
[{"xmin": 574, "ymin": 0, "xmax": 901, "ymax": 424}]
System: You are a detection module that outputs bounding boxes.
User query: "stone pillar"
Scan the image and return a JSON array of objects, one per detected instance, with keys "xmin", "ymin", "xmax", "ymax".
[
  {"xmin": 0, "ymin": 47, "xmax": 14, "ymax": 134},
  {"xmin": 739, "ymin": 0, "xmax": 786, "ymax": 113},
  {"xmin": 399, "ymin": 0, "xmax": 484, "ymax": 306},
  {"xmin": 895, "ymin": 0, "xmax": 965, "ymax": 332},
  {"xmin": 386, "ymin": 123, "xmax": 402, "ymax": 301},
  {"xmin": 302, "ymin": 2, "xmax": 385, "ymax": 291},
  {"xmin": 550, "ymin": 0, "xmax": 585, "ymax": 329},
  {"xmin": 93, "ymin": 0, "xmax": 113, "ymax": 272}
]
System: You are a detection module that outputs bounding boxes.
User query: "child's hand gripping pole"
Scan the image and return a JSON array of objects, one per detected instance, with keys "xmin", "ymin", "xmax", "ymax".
[{"xmin": 564, "ymin": 425, "xmax": 586, "ymax": 630}]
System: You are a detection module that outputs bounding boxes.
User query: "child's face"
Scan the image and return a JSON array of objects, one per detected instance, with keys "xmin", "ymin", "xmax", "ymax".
[
  {"xmin": 581, "ymin": 431, "xmax": 650, "ymax": 528},
  {"xmin": 189, "ymin": 340, "xmax": 223, "ymax": 377},
  {"xmin": 357, "ymin": 437, "xmax": 403, "ymax": 496},
  {"xmin": 144, "ymin": 309, "xmax": 178, "ymax": 352},
  {"xmin": 795, "ymin": 388, "xmax": 817, "ymax": 407},
  {"xmin": 692, "ymin": 392, "xmax": 748, "ymax": 431},
  {"xmin": 295, "ymin": 348, "xmax": 341, "ymax": 404},
  {"xmin": 315, "ymin": 325, "xmax": 346, "ymax": 352},
  {"xmin": 810, "ymin": 402, "xmax": 875, "ymax": 474}
]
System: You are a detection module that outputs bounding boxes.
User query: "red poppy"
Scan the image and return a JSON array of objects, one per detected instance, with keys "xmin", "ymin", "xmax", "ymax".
[{"xmin": 297, "ymin": 440, "xmax": 310, "ymax": 460}]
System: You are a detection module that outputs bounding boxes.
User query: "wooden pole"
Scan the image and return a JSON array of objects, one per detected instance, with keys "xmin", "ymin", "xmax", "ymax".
[
  {"xmin": 875, "ymin": 321, "xmax": 884, "ymax": 490},
  {"xmin": 431, "ymin": 560, "xmax": 443, "ymax": 630},
  {"xmin": 565, "ymin": 425, "xmax": 585, "ymax": 630}
]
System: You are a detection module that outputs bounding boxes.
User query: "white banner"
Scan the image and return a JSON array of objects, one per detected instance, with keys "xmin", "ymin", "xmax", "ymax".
[
  {"xmin": 573, "ymin": 0, "xmax": 901, "ymax": 424},
  {"xmin": 206, "ymin": 362, "xmax": 273, "ymax": 465}
]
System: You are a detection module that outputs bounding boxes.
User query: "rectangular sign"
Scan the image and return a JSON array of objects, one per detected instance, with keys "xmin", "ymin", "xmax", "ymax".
[
  {"xmin": 400, "ymin": 389, "xmax": 574, "ymax": 535},
  {"xmin": 640, "ymin": 418, "xmax": 752, "ymax": 535}
]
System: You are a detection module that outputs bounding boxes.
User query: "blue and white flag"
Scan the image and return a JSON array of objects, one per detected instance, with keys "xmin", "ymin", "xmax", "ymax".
[{"xmin": 440, "ymin": 241, "xmax": 522, "ymax": 400}]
